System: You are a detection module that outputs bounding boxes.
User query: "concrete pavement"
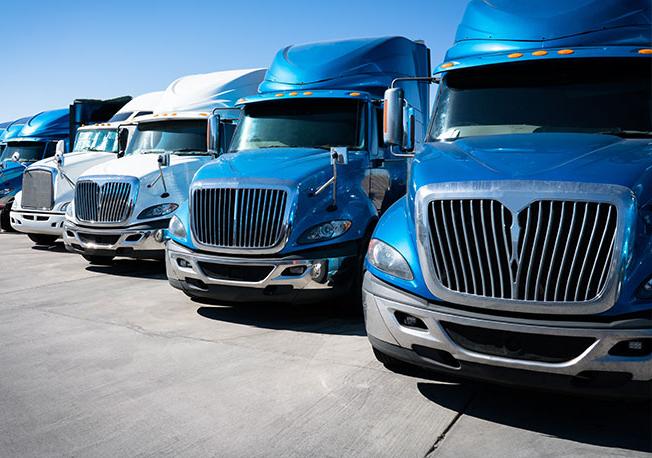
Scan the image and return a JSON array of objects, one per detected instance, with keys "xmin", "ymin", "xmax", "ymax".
[{"xmin": 0, "ymin": 232, "xmax": 650, "ymax": 457}]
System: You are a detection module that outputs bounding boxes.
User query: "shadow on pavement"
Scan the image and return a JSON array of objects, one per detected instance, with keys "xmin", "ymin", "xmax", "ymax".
[
  {"xmin": 30, "ymin": 241, "xmax": 68, "ymax": 253},
  {"xmin": 85, "ymin": 259, "xmax": 167, "ymax": 280},
  {"xmin": 196, "ymin": 301, "xmax": 366, "ymax": 336},
  {"xmin": 418, "ymin": 381, "xmax": 652, "ymax": 453}
]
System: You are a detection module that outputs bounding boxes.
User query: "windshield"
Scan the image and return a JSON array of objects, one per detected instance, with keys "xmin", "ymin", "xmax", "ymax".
[
  {"xmin": 428, "ymin": 58, "xmax": 652, "ymax": 141},
  {"xmin": 125, "ymin": 120, "xmax": 208, "ymax": 156},
  {"xmin": 230, "ymin": 98, "xmax": 366, "ymax": 152},
  {"xmin": 0, "ymin": 142, "xmax": 47, "ymax": 162},
  {"xmin": 73, "ymin": 129, "xmax": 118, "ymax": 153}
]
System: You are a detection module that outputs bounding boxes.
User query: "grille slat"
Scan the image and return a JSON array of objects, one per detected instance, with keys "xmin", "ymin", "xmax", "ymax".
[
  {"xmin": 192, "ymin": 187, "xmax": 288, "ymax": 250},
  {"xmin": 427, "ymin": 198, "xmax": 618, "ymax": 303},
  {"xmin": 22, "ymin": 169, "xmax": 54, "ymax": 210},
  {"xmin": 75, "ymin": 180, "xmax": 133, "ymax": 223}
]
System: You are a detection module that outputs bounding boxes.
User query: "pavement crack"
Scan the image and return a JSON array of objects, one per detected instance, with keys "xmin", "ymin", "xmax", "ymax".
[{"xmin": 424, "ymin": 389, "xmax": 477, "ymax": 457}]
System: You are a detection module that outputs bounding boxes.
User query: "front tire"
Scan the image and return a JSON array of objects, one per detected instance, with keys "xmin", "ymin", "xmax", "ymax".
[
  {"xmin": 0, "ymin": 201, "xmax": 15, "ymax": 232},
  {"xmin": 28, "ymin": 234, "xmax": 58, "ymax": 245},
  {"xmin": 82, "ymin": 255, "xmax": 114, "ymax": 265}
]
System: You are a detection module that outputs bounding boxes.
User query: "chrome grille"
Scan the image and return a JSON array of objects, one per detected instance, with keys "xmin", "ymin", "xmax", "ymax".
[
  {"xmin": 427, "ymin": 199, "xmax": 618, "ymax": 303},
  {"xmin": 22, "ymin": 169, "xmax": 54, "ymax": 210},
  {"xmin": 75, "ymin": 180, "xmax": 133, "ymax": 223},
  {"xmin": 192, "ymin": 187, "xmax": 288, "ymax": 249}
]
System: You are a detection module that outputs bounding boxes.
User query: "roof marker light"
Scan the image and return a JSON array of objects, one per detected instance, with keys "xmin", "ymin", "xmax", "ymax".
[
  {"xmin": 349, "ymin": 92, "xmax": 361, "ymax": 96},
  {"xmin": 303, "ymin": 91, "xmax": 313, "ymax": 96},
  {"xmin": 441, "ymin": 62, "xmax": 455, "ymax": 69},
  {"xmin": 532, "ymin": 50, "xmax": 548, "ymax": 56},
  {"xmin": 558, "ymin": 49, "xmax": 574, "ymax": 55},
  {"xmin": 275, "ymin": 93, "xmax": 285, "ymax": 97},
  {"xmin": 639, "ymin": 49, "xmax": 652, "ymax": 55},
  {"xmin": 508, "ymin": 53, "xmax": 523, "ymax": 58},
  {"xmin": 289, "ymin": 91, "xmax": 298, "ymax": 96},
  {"xmin": 237, "ymin": 98, "xmax": 245, "ymax": 104},
  {"xmin": 199, "ymin": 113, "xmax": 208, "ymax": 117}
]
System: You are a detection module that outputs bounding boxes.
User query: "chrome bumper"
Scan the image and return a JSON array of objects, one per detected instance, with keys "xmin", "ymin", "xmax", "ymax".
[
  {"xmin": 11, "ymin": 210, "xmax": 65, "ymax": 236},
  {"xmin": 166, "ymin": 239, "xmax": 354, "ymax": 290},
  {"xmin": 363, "ymin": 273, "xmax": 652, "ymax": 382},
  {"xmin": 63, "ymin": 220, "xmax": 164, "ymax": 257}
]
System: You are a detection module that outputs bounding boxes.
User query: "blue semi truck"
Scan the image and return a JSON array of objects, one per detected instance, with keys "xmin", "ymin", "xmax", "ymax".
[
  {"xmin": 165, "ymin": 37, "xmax": 430, "ymax": 303},
  {"xmin": 365, "ymin": 0, "xmax": 652, "ymax": 397},
  {"xmin": 0, "ymin": 97, "xmax": 131, "ymax": 231}
]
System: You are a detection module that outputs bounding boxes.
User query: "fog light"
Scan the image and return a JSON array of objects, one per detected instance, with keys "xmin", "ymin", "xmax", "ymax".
[
  {"xmin": 609, "ymin": 339, "xmax": 652, "ymax": 357},
  {"xmin": 177, "ymin": 258, "xmax": 192, "ymax": 268},
  {"xmin": 311, "ymin": 261, "xmax": 328, "ymax": 283},
  {"xmin": 395, "ymin": 311, "xmax": 427, "ymax": 330},
  {"xmin": 285, "ymin": 265, "xmax": 306, "ymax": 276},
  {"xmin": 153, "ymin": 230, "xmax": 165, "ymax": 243}
]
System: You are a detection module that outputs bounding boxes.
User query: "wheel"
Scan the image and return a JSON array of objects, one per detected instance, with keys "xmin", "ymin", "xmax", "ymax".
[
  {"xmin": 82, "ymin": 254, "xmax": 114, "ymax": 265},
  {"xmin": 0, "ymin": 201, "xmax": 15, "ymax": 232},
  {"xmin": 28, "ymin": 234, "xmax": 58, "ymax": 245}
]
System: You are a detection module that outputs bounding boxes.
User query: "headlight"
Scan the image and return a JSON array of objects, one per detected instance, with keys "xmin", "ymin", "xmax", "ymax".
[
  {"xmin": 137, "ymin": 203, "xmax": 178, "ymax": 220},
  {"xmin": 367, "ymin": 238, "xmax": 413, "ymax": 281},
  {"xmin": 298, "ymin": 220, "xmax": 352, "ymax": 243},
  {"xmin": 169, "ymin": 215, "xmax": 186, "ymax": 239},
  {"xmin": 59, "ymin": 201, "xmax": 70, "ymax": 212},
  {"xmin": 65, "ymin": 202, "xmax": 73, "ymax": 218},
  {"xmin": 0, "ymin": 187, "xmax": 12, "ymax": 197}
]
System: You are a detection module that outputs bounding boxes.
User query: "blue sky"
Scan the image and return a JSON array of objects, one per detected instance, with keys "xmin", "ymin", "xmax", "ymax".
[{"xmin": 0, "ymin": 0, "xmax": 467, "ymax": 121}]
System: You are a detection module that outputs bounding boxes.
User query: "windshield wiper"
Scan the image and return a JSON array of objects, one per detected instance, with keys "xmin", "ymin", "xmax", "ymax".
[
  {"xmin": 139, "ymin": 149, "xmax": 166, "ymax": 155},
  {"xmin": 171, "ymin": 148, "xmax": 210, "ymax": 155},
  {"xmin": 599, "ymin": 129, "xmax": 652, "ymax": 138}
]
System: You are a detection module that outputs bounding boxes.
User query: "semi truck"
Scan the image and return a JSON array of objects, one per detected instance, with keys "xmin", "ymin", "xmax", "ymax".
[
  {"xmin": 364, "ymin": 0, "xmax": 652, "ymax": 397},
  {"xmin": 0, "ymin": 98, "xmax": 131, "ymax": 231},
  {"xmin": 165, "ymin": 37, "xmax": 430, "ymax": 304},
  {"xmin": 10, "ymin": 91, "xmax": 164, "ymax": 245},
  {"xmin": 63, "ymin": 69, "xmax": 265, "ymax": 264}
]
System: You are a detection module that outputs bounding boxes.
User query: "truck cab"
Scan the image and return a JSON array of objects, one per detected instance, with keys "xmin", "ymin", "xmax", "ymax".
[
  {"xmin": 364, "ymin": 0, "xmax": 652, "ymax": 397},
  {"xmin": 10, "ymin": 92, "xmax": 163, "ymax": 245},
  {"xmin": 0, "ymin": 98, "xmax": 131, "ymax": 232},
  {"xmin": 62, "ymin": 69, "xmax": 265, "ymax": 264},
  {"xmin": 165, "ymin": 37, "xmax": 430, "ymax": 304}
]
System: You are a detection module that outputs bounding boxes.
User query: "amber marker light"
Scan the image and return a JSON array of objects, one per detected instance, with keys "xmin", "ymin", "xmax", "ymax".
[
  {"xmin": 275, "ymin": 93, "xmax": 285, "ymax": 97},
  {"xmin": 558, "ymin": 49, "xmax": 574, "ymax": 55},
  {"xmin": 532, "ymin": 50, "xmax": 548, "ymax": 56},
  {"xmin": 349, "ymin": 92, "xmax": 361, "ymax": 96},
  {"xmin": 289, "ymin": 92, "xmax": 298, "ymax": 96},
  {"xmin": 303, "ymin": 91, "xmax": 313, "ymax": 96},
  {"xmin": 508, "ymin": 52, "xmax": 523, "ymax": 58},
  {"xmin": 639, "ymin": 49, "xmax": 652, "ymax": 55},
  {"xmin": 441, "ymin": 62, "xmax": 455, "ymax": 69}
]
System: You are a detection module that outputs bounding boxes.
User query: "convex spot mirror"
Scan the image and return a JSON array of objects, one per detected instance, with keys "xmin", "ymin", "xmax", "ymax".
[
  {"xmin": 330, "ymin": 147, "xmax": 348, "ymax": 165},
  {"xmin": 11, "ymin": 152, "xmax": 20, "ymax": 162}
]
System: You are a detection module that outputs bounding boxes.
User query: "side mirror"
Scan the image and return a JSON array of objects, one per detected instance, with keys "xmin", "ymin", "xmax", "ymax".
[
  {"xmin": 207, "ymin": 113, "xmax": 221, "ymax": 157},
  {"xmin": 11, "ymin": 152, "xmax": 20, "ymax": 162},
  {"xmin": 117, "ymin": 128, "xmax": 129, "ymax": 158},
  {"xmin": 383, "ymin": 87, "xmax": 404, "ymax": 146},
  {"xmin": 55, "ymin": 140, "xmax": 65, "ymax": 166}
]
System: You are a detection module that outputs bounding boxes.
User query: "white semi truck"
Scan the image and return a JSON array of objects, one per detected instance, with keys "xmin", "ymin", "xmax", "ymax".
[
  {"xmin": 10, "ymin": 92, "xmax": 163, "ymax": 245},
  {"xmin": 62, "ymin": 68, "xmax": 265, "ymax": 264}
]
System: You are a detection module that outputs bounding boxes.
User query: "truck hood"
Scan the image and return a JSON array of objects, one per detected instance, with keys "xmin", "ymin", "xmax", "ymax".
[
  {"xmin": 81, "ymin": 153, "xmax": 207, "ymax": 180},
  {"xmin": 413, "ymin": 133, "xmax": 652, "ymax": 204},
  {"xmin": 195, "ymin": 148, "xmax": 337, "ymax": 190}
]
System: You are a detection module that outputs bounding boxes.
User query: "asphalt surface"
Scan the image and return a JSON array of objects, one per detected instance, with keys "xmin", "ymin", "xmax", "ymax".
[{"xmin": 0, "ymin": 232, "xmax": 650, "ymax": 457}]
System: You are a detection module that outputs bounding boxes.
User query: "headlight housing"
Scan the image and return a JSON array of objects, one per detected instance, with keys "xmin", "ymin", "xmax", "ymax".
[
  {"xmin": 137, "ymin": 203, "xmax": 178, "ymax": 220},
  {"xmin": 298, "ymin": 220, "xmax": 352, "ymax": 244},
  {"xmin": 65, "ymin": 202, "xmax": 73, "ymax": 218},
  {"xmin": 0, "ymin": 187, "xmax": 13, "ymax": 197},
  {"xmin": 168, "ymin": 215, "xmax": 186, "ymax": 239},
  {"xmin": 367, "ymin": 238, "xmax": 413, "ymax": 281}
]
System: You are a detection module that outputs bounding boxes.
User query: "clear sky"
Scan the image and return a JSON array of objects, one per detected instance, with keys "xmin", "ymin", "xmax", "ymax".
[{"xmin": 0, "ymin": 0, "xmax": 467, "ymax": 121}]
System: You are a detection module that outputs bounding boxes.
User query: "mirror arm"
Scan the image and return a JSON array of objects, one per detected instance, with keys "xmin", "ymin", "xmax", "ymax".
[
  {"xmin": 389, "ymin": 145, "xmax": 415, "ymax": 158},
  {"xmin": 390, "ymin": 76, "xmax": 436, "ymax": 88}
]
